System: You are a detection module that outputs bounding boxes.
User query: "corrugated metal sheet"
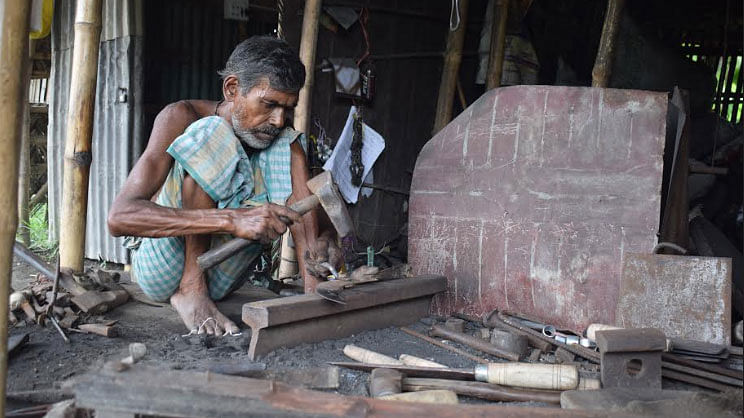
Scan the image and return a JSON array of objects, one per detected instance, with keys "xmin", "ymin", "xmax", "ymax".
[{"xmin": 49, "ymin": 0, "xmax": 143, "ymax": 264}]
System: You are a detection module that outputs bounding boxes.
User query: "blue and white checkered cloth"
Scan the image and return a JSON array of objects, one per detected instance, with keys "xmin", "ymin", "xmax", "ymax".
[{"xmin": 130, "ymin": 116, "xmax": 304, "ymax": 301}]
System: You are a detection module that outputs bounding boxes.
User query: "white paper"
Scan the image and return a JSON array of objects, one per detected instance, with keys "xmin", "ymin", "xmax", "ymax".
[{"xmin": 323, "ymin": 106, "xmax": 385, "ymax": 203}]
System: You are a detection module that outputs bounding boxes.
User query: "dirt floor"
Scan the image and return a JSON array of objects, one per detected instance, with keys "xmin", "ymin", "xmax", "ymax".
[
  {"xmin": 9, "ymin": 254, "xmax": 741, "ymax": 416},
  {"xmin": 7, "ymin": 254, "xmax": 559, "ymax": 413}
]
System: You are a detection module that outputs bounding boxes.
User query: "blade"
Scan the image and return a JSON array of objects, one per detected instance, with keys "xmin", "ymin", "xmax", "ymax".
[{"xmin": 316, "ymin": 280, "xmax": 349, "ymax": 304}]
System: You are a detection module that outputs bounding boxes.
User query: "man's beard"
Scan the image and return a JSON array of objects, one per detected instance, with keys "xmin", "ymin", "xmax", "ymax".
[{"xmin": 232, "ymin": 115, "xmax": 281, "ymax": 150}]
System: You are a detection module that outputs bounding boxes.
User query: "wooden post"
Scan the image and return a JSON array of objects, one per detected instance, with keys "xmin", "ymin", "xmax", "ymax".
[
  {"xmin": 59, "ymin": 0, "xmax": 103, "ymax": 274},
  {"xmin": 432, "ymin": 0, "xmax": 470, "ymax": 134},
  {"xmin": 17, "ymin": 41, "xmax": 36, "ymax": 247},
  {"xmin": 486, "ymin": 0, "xmax": 509, "ymax": 90},
  {"xmin": 591, "ymin": 0, "xmax": 625, "ymax": 87},
  {"xmin": 0, "ymin": 1, "xmax": 32, "ymax": 414},
  {"xmin": 293, "ymin": 0, "xmax": 322, "ymax": 135}
]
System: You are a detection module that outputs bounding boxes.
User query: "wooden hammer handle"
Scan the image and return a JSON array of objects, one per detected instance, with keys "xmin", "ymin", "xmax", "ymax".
[{"xmin": 197, "ymin": 195, "xmax": 320, "ymax": 271}]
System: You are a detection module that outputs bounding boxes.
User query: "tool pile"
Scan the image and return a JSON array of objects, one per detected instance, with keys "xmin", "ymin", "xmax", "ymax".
[{"xmin": 330, "ymin": 311, "xmax": 743, "ymax": 408}]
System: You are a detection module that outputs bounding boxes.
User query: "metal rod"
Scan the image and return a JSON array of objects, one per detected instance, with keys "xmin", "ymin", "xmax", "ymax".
[
  {"xmin": 400, "ymin": 327, "xmax": 488, "ymax": 364},
  {"xmin": 430, "ymin": 324, "xmax": 521, "ymax": 361},
  {"xmin": 49, "ymin": 316, "xmax": 69, "ymax": 344}
]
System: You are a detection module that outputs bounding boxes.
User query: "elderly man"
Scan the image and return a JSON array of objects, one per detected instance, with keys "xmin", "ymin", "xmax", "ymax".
[{"xmin": 108, "ymin": 36, "xmax": 340, "ymax": 336}]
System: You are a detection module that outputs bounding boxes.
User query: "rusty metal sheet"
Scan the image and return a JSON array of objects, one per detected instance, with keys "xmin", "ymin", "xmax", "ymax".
[
  {"xmin": 616, "ymin": 253, "xmax": 731, "ymax": 345},
  {"xmin": 409, "ymin": 86, "xmax": 668, "ymax": 332}
]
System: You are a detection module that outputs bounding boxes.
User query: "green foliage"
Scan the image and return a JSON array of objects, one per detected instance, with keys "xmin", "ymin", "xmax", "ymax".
[{"xmin": 18, "ymin": 203, "xmax": 58, "ymax": 257}]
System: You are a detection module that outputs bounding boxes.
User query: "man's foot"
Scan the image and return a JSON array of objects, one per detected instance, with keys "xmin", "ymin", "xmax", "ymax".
[{"xmin": 170, "ymin": 290, "xmax": 239, "ymax": 336}]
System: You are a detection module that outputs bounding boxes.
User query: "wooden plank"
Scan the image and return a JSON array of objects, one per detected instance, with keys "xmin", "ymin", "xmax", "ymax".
[
  {"xmin": 242, "ymin": 275, "xmax": 446, "ymax": 329},
  {"xmin": 73, "ymin": 366, "xmax": 608, "ymax": 417},
  {"xmin": 248, "ymin": 297, "xmax": 432, "ymax": 359}
]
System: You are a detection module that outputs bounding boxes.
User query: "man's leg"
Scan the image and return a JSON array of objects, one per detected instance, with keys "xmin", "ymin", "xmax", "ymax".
[{"xmin": 169, "ymin": 174, "xmax": 239, "ymax": 335}]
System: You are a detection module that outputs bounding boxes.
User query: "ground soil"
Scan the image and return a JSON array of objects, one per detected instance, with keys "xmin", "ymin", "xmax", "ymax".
[{"xmin": 7, "ymin": 254, "xmax": 556, "ymax": 413}]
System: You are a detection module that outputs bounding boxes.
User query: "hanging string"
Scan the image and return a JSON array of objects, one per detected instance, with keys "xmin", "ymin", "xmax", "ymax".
[
  {"xmin": 276, "ymin": 0, "xmax": 285, "ymax": 40},
  {"xmin": 356, "ymin": 7, "xmax": 371, "ymax": 66},
  {"xmin": 450, "ymin": 0, "xmax": 461, "ymax": 31}
]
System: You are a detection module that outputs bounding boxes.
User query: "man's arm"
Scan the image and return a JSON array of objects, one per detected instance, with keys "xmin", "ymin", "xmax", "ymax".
[
  {"xmin": 286, "ymin": 141, "xmax": 342, "ymax": 288},
  {"xmin": 108, "ymin": 102, "xmax": 301, "ymax": 241}
]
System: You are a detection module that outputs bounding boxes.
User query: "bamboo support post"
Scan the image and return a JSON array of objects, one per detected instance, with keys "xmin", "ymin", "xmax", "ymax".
[
  {"xmin": 432, "ymin": 0, "xmax": 470, "ymax": 134},
  {"xmin": 591, "ymin": 0, "xmax": 625, "ymax": 87},
  {"xmin": 0, "ymin": 1, "xmax": 33, "ymax": 415},
  {"xmin": 59, "ymin": 0, "xmax": 103, "ymax": 274},
  {"xmin": 293, "ymin": 0, "xmax": 322, "ymax": 135},
  {"xmin": 485, "ymin": 0, "xmax": 509, "ymax": 90},
  {"xmin": 17, "ymin": 40, "xmax": 36, "ymax": 247}
]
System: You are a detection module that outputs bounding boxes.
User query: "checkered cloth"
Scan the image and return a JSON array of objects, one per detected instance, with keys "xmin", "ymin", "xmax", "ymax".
[{"xmin": 130, "ymin": 116, "xmax": 304, "ymax": 302}]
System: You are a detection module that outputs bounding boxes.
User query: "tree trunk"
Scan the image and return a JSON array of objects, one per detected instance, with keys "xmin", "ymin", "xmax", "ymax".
[
  {"xmin": 59, "ymin": 0, "xmax": 103, "ymax": 274},
  {"xmin": 0, "ymin": 2, "xmax": 33, "ymax": 415},
  {"xmin": 432, "ymin": 0, "xmax": 470, "ymax": 134}
]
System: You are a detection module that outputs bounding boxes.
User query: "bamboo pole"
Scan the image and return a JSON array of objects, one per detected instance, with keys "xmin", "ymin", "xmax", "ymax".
[
  {"xmin": 591, "ymin": 0, "xmax": 625, "ymax": 87},
  {"xmin": 59, "ymin": 0, "xmax": 103, "ymax": 274},
  {"xmin": 432, "ymin": 0, "xmax": 470, "ymax": 134},
  {"xmin": 18, "ymin": 41, "xmax": 36, "ymax": 247},
  {"xmin": 485, "ymin": 0, "xmax": 509, "ymax": 90},
  {"xmin": 0, "ymin": 2, "xmax": 33, "ymax": 414},
  {"xmin": 293, "ymin": 0, "xmax": 322, "ymax": 135}
]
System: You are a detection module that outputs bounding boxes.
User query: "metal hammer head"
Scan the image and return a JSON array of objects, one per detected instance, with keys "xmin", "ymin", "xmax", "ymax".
[{"xmin": 306, "ymin": 171, "xmax": 355, "ymax": 238}]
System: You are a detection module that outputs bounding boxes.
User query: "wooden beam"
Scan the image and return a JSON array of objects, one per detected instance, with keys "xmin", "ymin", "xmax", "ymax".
[
  {"xmin": 73, "ymin": 365, "xmax": 605, "ymax": 417},
  {"xmin": 485, "ymin": 0, "xmax": 509, "ymax": 90},
  {"xmin": 0, "ymin": 2, "xmax": 32, "ymax": 415},
  {"xmin": 293, "ymin": 0, "xmax": 322, "ymax": 136},
  {"xmin": 59, "ymin": 0, "xmax": 103, "ymax": 274},
  {"xmin": 433, "ymin": 0, "xmax": 470, "ymax": 134},
  {"xmin": 591, "ymin": 0, "xmax": 625, "ymax": 87}
]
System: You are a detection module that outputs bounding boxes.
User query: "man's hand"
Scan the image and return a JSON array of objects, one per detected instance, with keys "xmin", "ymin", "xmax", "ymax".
[
  {"xmin": 303, "ymin": 232, "xmax": 343, "ymax": 280},
  {"xmin": 231, "ymin": 204, "xmax": 303, "ymax": 244}
]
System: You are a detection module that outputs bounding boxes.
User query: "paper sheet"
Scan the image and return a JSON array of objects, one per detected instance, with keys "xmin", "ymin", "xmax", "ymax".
[{"xmin": 323, "ymin": 106, "xmax": 385, "ymax": 203}]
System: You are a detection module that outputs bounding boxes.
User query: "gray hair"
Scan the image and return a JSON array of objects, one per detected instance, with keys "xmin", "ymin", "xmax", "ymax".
[{"xmin": 218, "ymin": 35, "xmax": 306, "ymax": 94}]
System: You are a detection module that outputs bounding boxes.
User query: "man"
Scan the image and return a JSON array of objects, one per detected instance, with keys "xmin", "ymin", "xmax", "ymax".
[{"xmin": 108, "ymin": 36, "xmax": 340, "ymax": 336}]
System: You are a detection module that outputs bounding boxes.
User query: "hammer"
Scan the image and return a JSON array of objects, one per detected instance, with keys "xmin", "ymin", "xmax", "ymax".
[{"xmin": 196, "ymin": 171, "xmax": 354, "ymax": 271}]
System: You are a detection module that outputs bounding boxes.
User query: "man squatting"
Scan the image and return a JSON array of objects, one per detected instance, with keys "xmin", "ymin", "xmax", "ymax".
[{"xmin": 108, "ymin": 36, "xmax": 342, "ymax": 335}]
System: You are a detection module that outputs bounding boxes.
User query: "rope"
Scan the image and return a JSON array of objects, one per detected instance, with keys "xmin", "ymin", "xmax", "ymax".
[
  {"xmin": 276, "ymin": 0, "xmax": 285, "ymax": 40},
  {"xmin": 449, "ymin": 0, "xmax": 461, "ymax": 31}
]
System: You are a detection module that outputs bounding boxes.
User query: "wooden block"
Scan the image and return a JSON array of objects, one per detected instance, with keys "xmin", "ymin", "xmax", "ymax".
[
  {"xmin": 72, "ymin": 289, "xmax": 129, "ymax": 315},
  {"xmin": 379, "ymin": 390, "xmax": 458, "ymax": 404},
  {"xmin": 209, "ymin": 365, "xmax": 339, "ymax": 390},
  {"xmin": 78, "ymin": 324, "xmax": 118, "ymax": 337},
  {"xmin": 73, "ymin": 365, "xmax": 591, "ymax": 417}
]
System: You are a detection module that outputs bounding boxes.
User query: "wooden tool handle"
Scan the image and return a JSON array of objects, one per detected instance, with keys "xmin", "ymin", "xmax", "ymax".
[
  {"xmin": 477, "ymin": 363, "xmax": 578, "ymax": 390},
  {"xmin": 343, "ymin": 344, "xmax": 402, "ymax": 365},
  {"xmin": 197, "ymin": 195, "xmax": 320, "ymax": 271}
]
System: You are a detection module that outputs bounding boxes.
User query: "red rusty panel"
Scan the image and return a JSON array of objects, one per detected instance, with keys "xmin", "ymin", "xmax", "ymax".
[{"xmin": 409, "ymin": 86, "xmax": 667, "ymax": 332}]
